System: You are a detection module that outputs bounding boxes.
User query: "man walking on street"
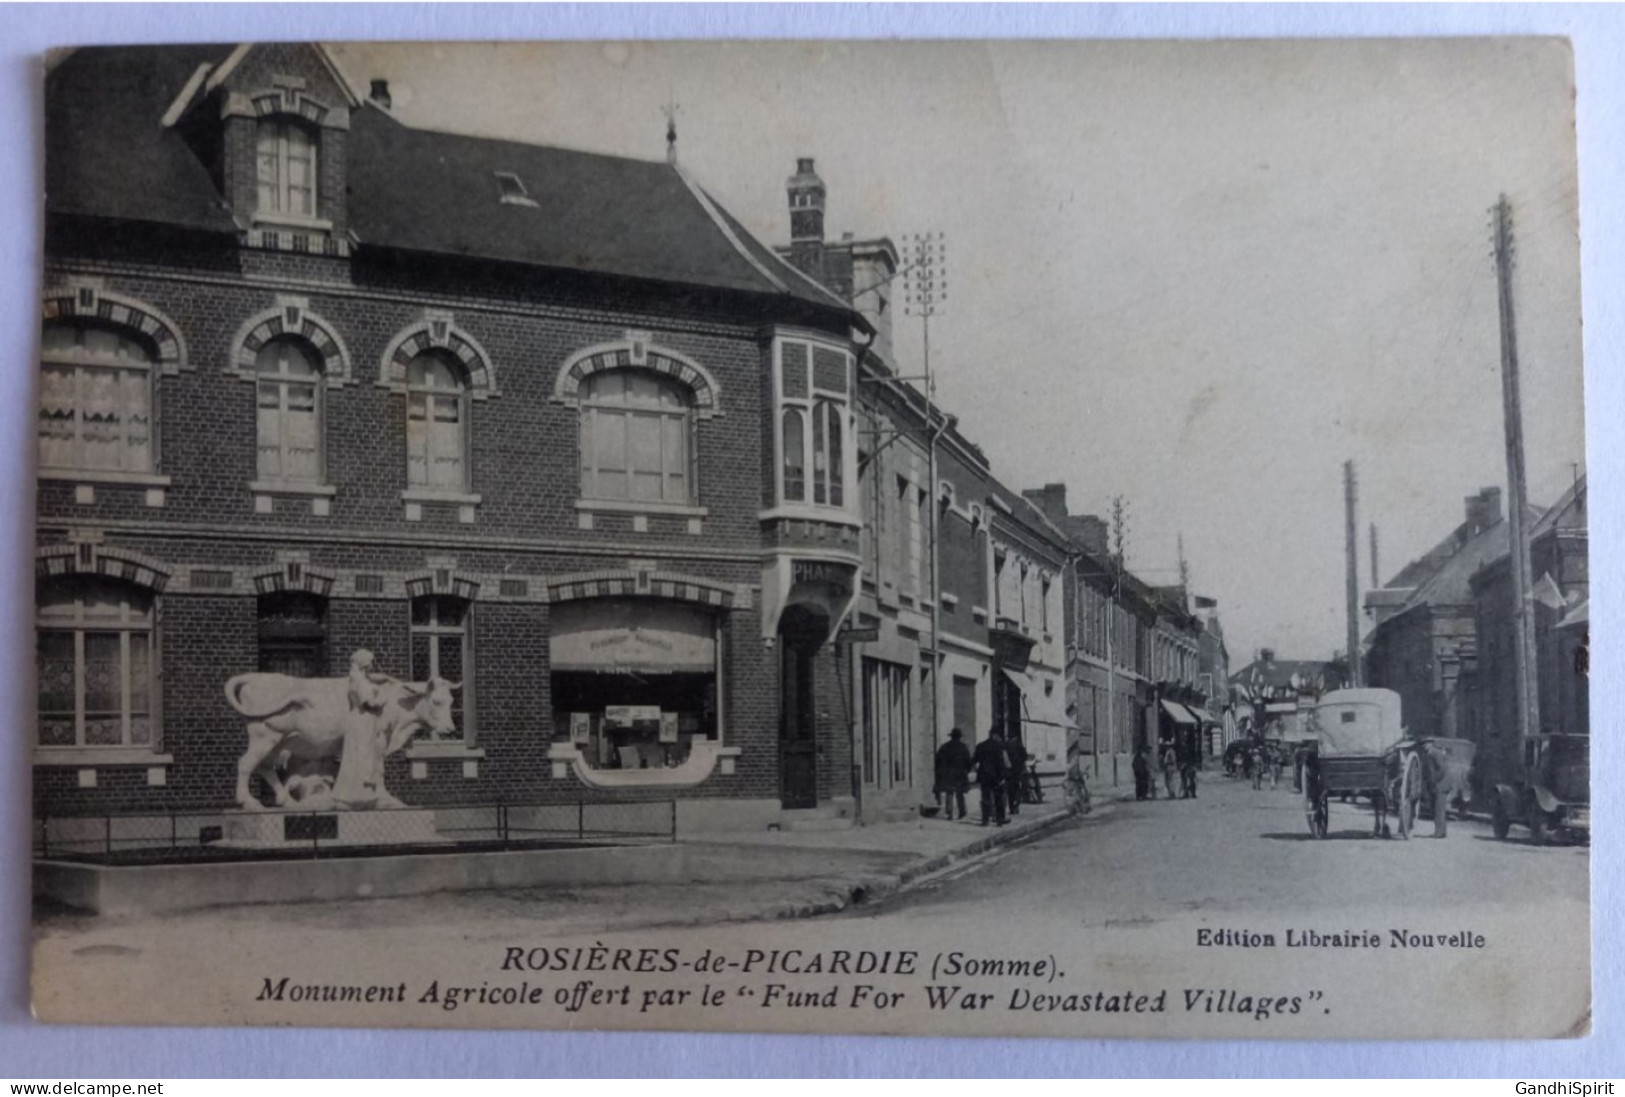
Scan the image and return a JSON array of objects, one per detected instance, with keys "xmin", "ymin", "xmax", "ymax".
[
  {"xmin": 973, "ymin": 728, "xmax": 1010, "ymax": 827},
  {"xmin": 1160, "ymin": 740, "xmax": 1178, "ymax": 799},
  {"xmin": 1424, "ymin": 740, "xmax": 1450, "ymax": 838},
  {"xmin": 1132, "ymin": 744, "xmax": 1151, "ymax": 801},
  {"xmin": 1004, "ymin": 734, "xmax": 1029, "ymax": 816},
  {"xmin": 934, "ymin": 728, "xmax": 973, "ymax": 821}
]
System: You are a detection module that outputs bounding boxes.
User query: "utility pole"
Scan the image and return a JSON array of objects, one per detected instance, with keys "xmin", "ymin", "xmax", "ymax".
[
  {"xmin": 1103, "ymin": 495, "xmax": 1127, "ymax": 787},
  {"xmin": 903, "ymin": 232, "xmax": 948, "ymax": 754},
  {"xmin": 1344, "ymin": 460, "xmax": 1361, "ymax": 688},
  {"xmin": 1493, "ymin": 195, "xmax": 1540, "ymax": 743},
  {"xmin": 1369, "ymin": 522, "xmax": 1380, "ymax": 590}
]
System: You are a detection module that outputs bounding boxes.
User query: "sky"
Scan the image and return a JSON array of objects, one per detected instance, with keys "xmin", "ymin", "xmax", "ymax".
[{"xmin": 330, "ymin": 39, "xmax": 1584, "ymax": 665}]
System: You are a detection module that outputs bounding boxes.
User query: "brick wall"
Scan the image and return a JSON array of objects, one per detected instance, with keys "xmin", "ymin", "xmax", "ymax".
[{"xmin": 36, "ymin": 62, "xmax": 870, "ymax": 820}]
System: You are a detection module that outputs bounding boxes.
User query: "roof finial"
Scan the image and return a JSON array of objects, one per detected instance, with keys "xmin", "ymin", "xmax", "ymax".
[{"xmin": 662, "ymin": 97, "xmax": 681, "ymax": 165}]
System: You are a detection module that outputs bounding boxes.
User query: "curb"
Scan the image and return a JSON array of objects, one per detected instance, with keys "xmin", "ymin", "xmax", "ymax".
[{"xmin": 758, "ymin": 806, "xmax": 1085, "ymax": 922}]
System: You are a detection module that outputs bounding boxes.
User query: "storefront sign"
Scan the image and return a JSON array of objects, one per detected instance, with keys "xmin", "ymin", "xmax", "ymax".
[
  {"xmin": 551, "ymin": 601, "xmax": 717, "ymax": 674},
  {"xmin": 793, "ymin": 560, "xmax": 854, "ymax": 596}
]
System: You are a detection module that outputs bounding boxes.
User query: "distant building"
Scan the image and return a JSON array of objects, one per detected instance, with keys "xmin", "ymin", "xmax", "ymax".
[
  {"xmin": 986, "ymin": 483, "xmax": 1069, "ymax": 775},
  {"xmin": 1195, "ymin": 604, "xmax": 1233, "ymax": 755},
  {"xmin": 1230, "ymin": 650, "xmax": 1346, "ymax": 739},
  {"xmin": 1024, "ymin": 483, "xmax": 1157, "ymax": 785}
]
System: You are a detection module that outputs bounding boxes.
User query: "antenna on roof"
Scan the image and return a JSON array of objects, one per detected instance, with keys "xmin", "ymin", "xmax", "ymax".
[{"xmin": 662, "ymin": 97, "xmax": 681, "ymax": 165}]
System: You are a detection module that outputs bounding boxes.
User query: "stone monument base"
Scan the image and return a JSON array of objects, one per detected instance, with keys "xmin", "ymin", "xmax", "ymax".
[{"xmin": 221, "ymin": 808, "xmax": 448, "ymax": 849}]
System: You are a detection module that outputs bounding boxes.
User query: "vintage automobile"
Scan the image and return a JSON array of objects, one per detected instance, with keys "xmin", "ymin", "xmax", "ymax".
[{"xmin": 1492, "ymin": 733, "xmax": 1590, "ymax": 845}]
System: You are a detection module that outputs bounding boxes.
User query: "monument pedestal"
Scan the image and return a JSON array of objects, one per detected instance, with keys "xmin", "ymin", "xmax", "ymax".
[{"xmin": 221, "ymin": 808, "xmax": 448, "ymax": 848}]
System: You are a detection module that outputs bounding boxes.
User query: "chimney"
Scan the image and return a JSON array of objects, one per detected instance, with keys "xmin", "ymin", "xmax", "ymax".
[
  {"xmin": 1464, "ymin": 486, "xmax": 1504, "ymax": 532},
  {"xmin": 1073, "ymin": 515, "xmax": 1110, "ymax": 558},
  {"xmin": 1260, "ymin": 647, "xmax": 1276, "ymax": 664},
  {"xmin": 786, "ymin": 157, "xmax": 826, "ymax": 279},
  {"xmin": 369, "ymin": 79, "xmax": 392, "ymax": 110},
  {"xmin": 1021, "ymin": 483, "xmax": 1069, "ymax": 525}
]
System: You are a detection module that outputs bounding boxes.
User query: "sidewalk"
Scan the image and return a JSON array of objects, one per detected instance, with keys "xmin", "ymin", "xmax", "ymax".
[{"xmin": 664, "ymin": 798, "xmax": 1081, "ymax": 923}]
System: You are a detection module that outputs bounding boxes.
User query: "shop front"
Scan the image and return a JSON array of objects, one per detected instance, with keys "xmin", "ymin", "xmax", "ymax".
[{"xmin": 547, "ymin": 597, "xmax": 735, "ymax": 788}]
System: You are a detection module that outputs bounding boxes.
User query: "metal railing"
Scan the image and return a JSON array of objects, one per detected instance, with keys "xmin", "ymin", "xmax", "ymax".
[{"xmin": 34, "ymin": 798, "xmax": 677, "ymax": 865}]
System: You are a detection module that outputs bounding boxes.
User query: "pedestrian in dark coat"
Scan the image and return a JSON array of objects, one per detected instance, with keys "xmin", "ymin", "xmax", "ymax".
[
  {"xmin": 1160, "ymin": 742, "xmax": 1178, "ymax": 799},
  {"xmin": 933, "ymin": 729, "xmax": 973, "ymax": 821},
  {"xmin": 972, "ymin": 729, "xmax": 1010, "ymax": 826},
  {"xmin": 1132, "ymin": 746, "xmax": 1151, "ymax": 800},
  {"xmin": 1004, "ymin": 736, "xmax": 1029, "ymax": 816},
  {"xmin": 1423, "ymin": 741, "xmax": 1450, "ymax": 838}
]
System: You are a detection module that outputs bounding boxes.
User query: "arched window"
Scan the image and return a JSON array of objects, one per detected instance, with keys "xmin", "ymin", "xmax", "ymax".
[
  {"xmin": 781, "ymin": 408, "xmax": 806, "ymax": 502},
  {"xmin": 579, "ymin": 370, "xmax": 694, "ymax": 504},
  {"xmin": 256, "ymin": 117, "xmax": 318, "ymax": 219},
  {"xmin": 411, "ymin": 595, "xmax": 471, "ymax": 740},
  {"xmin": 406, "ymin": 353, "xmax": 469, "ymax": 491},
  {"xmin": 255, "ymin": 337, "xmax": 323, "ymax": 484},
  {"xmin": 812, "ymin": 399, "xmax": 844, "ymax": 506},
  {"xmin": 257, "ymin": 591, "xmax": 329, "ymax": 678},
  {"xmin": 38, "ymin": 321, "xmax": 154, "ymax": 474},
  {"xmin": 36, "ymin": 577, "xmax": 155, "ymax": 750}
]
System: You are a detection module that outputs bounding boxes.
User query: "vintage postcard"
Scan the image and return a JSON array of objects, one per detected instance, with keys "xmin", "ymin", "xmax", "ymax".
[{"xmin": 31, "ymin": 38, "xmax": 1587, "ymax": 1038}]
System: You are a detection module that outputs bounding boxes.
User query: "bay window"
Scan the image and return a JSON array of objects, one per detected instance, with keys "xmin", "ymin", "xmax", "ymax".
[{"xmin": 775, "ymin": 337, "xmax": 854, "ymax": 511}]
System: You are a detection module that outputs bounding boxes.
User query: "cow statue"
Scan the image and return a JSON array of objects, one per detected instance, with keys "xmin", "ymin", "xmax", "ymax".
[{"xmin": 227, "ymin": 663, "xmax": 460, "ymax": 811}]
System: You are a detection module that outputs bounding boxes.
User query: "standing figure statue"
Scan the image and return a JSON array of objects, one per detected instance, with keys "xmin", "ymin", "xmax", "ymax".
[{"xmin": 333, "ymin": 649, "xmax": 400, "ymax": 808}]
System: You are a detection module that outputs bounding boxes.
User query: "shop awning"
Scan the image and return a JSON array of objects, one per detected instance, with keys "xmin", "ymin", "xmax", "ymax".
[
  {"xmin": 1000, "ymin": 667, "xmax": 1037, "ymax": 696},
  {"xmin": 1187, "ymin": 707, "xmax": 1217, "ymax": 725},
  {"xmin": 1160, "ymin": 700, "xmax": 1197, "ymax": 725}
]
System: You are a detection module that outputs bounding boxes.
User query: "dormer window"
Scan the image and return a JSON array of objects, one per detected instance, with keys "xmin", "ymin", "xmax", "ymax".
[
  {"xmin": 255, "ymin": 117, "xmax": 318, "ymax": 220},
  {"xmin": 495, "ymin": 172, "xmax": 537, "ymax": 207}
]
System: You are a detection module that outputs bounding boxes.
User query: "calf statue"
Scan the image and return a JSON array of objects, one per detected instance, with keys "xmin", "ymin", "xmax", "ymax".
[{"xmin": 227, "ymin": 649, "xmax": 460, "ymax": 810}]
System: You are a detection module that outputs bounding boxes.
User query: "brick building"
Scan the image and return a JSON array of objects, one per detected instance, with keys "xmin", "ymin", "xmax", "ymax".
[
  {"xmin": 776, "ymin": 157, "xmax": 1003, "ymax": 818},
  {"xmin": 1363, "ymin": 487, "xmax": 1539, "ymax": 744},
  {"xmin": 36, "ymin": 44, "xmax": 877, "ymax": 829},
  {"xmin": 1465, "ymin": 475, "xmax": 1588, "ymax": 796}
]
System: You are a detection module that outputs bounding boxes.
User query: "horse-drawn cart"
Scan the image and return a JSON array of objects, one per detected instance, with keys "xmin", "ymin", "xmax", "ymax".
[{"xmin": 1301, "ymin": 689, "xmax": 1424, "ymax": 839}]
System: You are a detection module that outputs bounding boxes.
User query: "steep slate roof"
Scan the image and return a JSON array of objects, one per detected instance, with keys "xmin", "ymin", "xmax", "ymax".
[
  {"xmin": 1529, "ymin": 474, "xmax": 1586, "ymax": 541},
  {"xmin": 46, "ymin": 44, "xmax": 857, "ymax": 318},
  {"xmin": 45, "ymin": 44, "xmax": 240, "ymax": 234},
  {"xmin": 347, "ymin": 108, "xmax": 846, "ymax": 311},
  {"xmin": 1385, "ymin": 503, "xmax": 1542, "ymax": 617}
]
